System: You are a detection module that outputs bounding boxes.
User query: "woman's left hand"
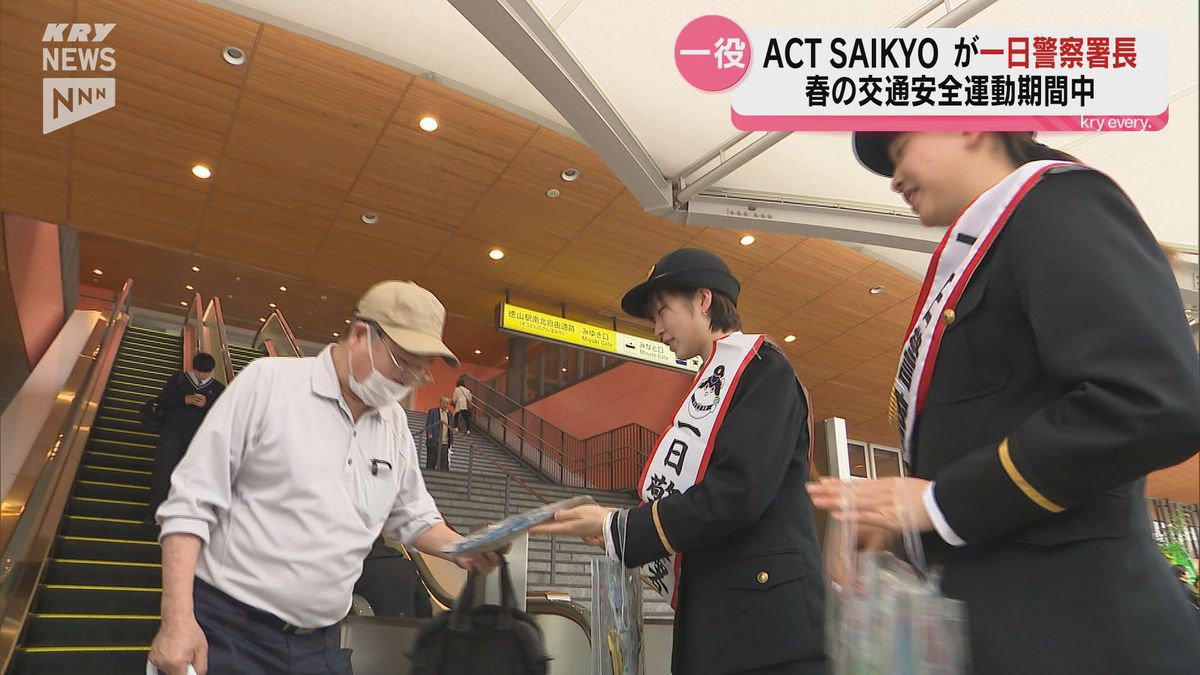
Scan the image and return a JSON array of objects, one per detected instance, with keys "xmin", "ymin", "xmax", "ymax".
[{"xmin": 807, "ymin": 477, "xmax": 935, "ymax": 534}]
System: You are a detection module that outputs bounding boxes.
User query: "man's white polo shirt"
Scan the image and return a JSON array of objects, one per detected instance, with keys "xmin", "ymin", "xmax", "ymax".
[{"xmin": 157, "ymin": 346, "xmax": 443, "ymax": 627}]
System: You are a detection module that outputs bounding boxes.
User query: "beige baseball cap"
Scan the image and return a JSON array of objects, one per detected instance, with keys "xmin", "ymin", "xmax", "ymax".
[{"xmin": 354, "ymin": 281, "xmax": 459, "ymax": 367}]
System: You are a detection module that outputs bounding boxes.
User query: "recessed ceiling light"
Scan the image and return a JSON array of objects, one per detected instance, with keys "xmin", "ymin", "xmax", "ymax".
[
  {"xmin": 268, "ymin": 302, "xmax": 277, "ymax": 308},
  {"xmin": 489, "ymin": 249, "xmax": 505, "ymax": 260},
  {"xmin": 784, "ymin": 334, "xmax": 797, "ymax": 343},
  {"xmin": 259, "ymin": 317, "xmax": 266, "ymax": 322},
  {"xmin": 561, "ymin": 367, "xmax": 568, "ymax": 373},
  {"xmin": 185, "ymin": 284, "xmax": 195, "ymax": 291},
  {"xmin": 191, "ymin": 164, "xmax": 212, "ymax": 179},
  {"xmin": 419, "ymin": 116, "xmax": 438, "ymax": 132},
  {"xmin": 332, "ymin": 331, "xmax": 340, "ymax": 338},
  {"xmin": 222, "ymin": 46, "xmax": 246, "ymax": 66},
  {"xmin": 546, "ymin": 188, "xmax": 561, "ymax": 199},
  {"xmin": 179, "ymin": 300, "xmax": 189, "ymax": 306},
  {"xmin": 474, "ymin": 349, "xmax": 482, "ymax": 355},
  {"xmin": 320, "ymin": 295, "xmax": 328, "ymax": 301},
  {"xmin": 740, "ymin": 234, "xmax": 756, "ymax": 246},
  {"xmin": 869, "ymin": 285, "xmax": 885, "ymax": 295},
  {"xmin": 561, "ymin": 168, "xmax": 580, "ymax": 182},
  {"xmin": 191, "ymin": 265, "xmax": 201, "ymax": 272},
  {"xmin": 344, "ymin": 319, "xmax": 351, "ymax": 324},
  {"xmin": 361, "ymin": 212, "xmax": 379, "ymax": 225},
  {"xmin": 92, "ymin": 268, "xmax": 103, "ymax": 275},
  {"xmin": 279, "ymin": 285, "xmax": 287, "ymax": 292}
]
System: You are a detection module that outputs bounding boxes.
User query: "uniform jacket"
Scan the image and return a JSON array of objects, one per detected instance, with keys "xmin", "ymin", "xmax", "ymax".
[
  {"xmin": 156, "ymin": 371, "xmax": 225, "ymax": 437},
  {"xmin": 614, "ymin": 342, "xmax": 827, "ymax": 675},
  {"xmin": 915, "ymin": 168, "xmax": 1200, "ymax": 674}
]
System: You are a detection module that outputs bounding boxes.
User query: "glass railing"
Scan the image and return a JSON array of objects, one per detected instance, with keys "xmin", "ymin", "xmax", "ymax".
[
  {"xmin": 200, "ymin": 296, "xmax": 235, "ymax": 385},
  {"xmin": 252, "ymin": 309, "xmax": 304, "ymax": 357},
  {"xmin": 0, "ymin": 279, "xmax": 134, "ymax": 670}
]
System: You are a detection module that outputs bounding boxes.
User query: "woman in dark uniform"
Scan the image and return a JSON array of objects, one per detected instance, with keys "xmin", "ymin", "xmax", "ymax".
[
  {"xmin": 535, "ymin": 248, "xmax": 827, "ymax": 675},
  {"xmin": 809, "ymin": 131, "xmax": 1200, "ymax": 675}
]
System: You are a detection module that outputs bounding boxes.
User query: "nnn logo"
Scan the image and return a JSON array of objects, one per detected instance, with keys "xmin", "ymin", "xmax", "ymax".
[{"xmin": 42, "ymin": 23, "xmax": 117, "ymax": 134}]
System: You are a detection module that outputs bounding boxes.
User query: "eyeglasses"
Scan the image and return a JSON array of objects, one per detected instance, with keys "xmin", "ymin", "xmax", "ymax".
[{"xmin": 375, "ymin": 330, "xmax": 434, "ymax": 386}]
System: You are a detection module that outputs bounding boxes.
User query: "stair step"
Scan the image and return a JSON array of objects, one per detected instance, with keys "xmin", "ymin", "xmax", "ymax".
[
  {"xmin": 21, "ymin": 615, "xmax": 159, "ymax": 647},
  {"xmin": 53, "ymin": 537, "xmax": 160, "ymax": 564},
  {"xmin": 34, "ymin": 585, "xmax": 161, "ymax": 614},
  {"xmin": 8, "ymin": 646, "xmax": 151, "ymax": 675},
  {"xmin": 44, "ymin": 559, "xmax": 162, "ymax": 587}
]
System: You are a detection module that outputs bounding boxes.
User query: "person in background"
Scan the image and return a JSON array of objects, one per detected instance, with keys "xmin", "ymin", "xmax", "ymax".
[
  {"xmin": 147, "ymin": 352, "xmax": 224, "ymax": 524},
  {"xmin": 353, "ymin": 536, "xmax": 433, "ymax": 618},
  {"xmin": 1173, "ymin": 564, "xmax": 1200, "ymax": 610},
  {"xmin": 452, "ymin": 375, "xmax": 473, "ymax": 435},
  {"xmin": 425, "ymin": 395, "xmax": 453, "ymax": 471},
  {"xmin": 808, "ymin": 131, "xmax": 1200, "ymax": 674}
]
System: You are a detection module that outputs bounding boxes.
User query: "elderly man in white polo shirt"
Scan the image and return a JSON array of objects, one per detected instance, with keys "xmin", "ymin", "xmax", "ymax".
[{"xmin": 148, "ymin": 281, "xmax": 499, "ymax": 675}]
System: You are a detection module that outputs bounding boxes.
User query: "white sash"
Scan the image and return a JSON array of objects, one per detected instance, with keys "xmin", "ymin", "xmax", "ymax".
[
  {"xmin": 638, "ymin": 331, "xmax": 763, "ymax": 609},
  {"xmin": 890, "ymin": 160, "xmax": 1082, "ymax": 461}
]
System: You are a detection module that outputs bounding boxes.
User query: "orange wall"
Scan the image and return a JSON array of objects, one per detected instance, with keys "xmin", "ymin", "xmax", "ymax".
[
  {"xmin": 4, "ymin": 215, "xmax": 64, "ymax": 368},
  {"xmin": 411, "ymin": 359, "xmax": 505, "ymax": 412},
  {"xmin": 527, "ymin": 362, "xmax": 693, "ymax": 439}
]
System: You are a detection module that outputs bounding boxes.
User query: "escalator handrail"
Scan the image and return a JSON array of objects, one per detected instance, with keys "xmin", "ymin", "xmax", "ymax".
[
  {"xmin": 182, "ymin": 291, "xmax": 202, "ymax": 369},
  {"xmin": 0, "ymin": 278, "xmax": 134, "ymax": 671},
  {"xmin": 252, "ymin": 309, "xmax": 303, "ymax": 357},
  {"xmin": 201, "ymin": 296, "xmax": 235, "ymax": 384}
]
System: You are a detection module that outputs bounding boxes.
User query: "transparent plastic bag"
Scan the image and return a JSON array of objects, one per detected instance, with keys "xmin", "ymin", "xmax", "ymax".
[
  {"xmin": 823, "ymin": 480, "xmax": 970, "ymax": 675},
  {"xmin": 592, "ymin": 509, "xmax": 644, "ymax": 675}
]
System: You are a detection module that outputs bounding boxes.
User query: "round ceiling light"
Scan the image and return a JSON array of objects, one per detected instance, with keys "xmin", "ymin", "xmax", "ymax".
[
  {"xmin": 361, "ymin": 212, "xmax": 379, "ymax": 225},
  {"xmin": 92, "ymin": 268, "xmax": 103, "ymax": 275},
  {"xmin": 488, "ymin": 249, "xmax": 505, "ymax": 260},
  {"xmin": 561, "ymin": 168, "xmax": 580, "ymax": 182},
  {"xmin": 783, "ymin": 334, "xmax": 797, "ymax": 343},
  {"xmin": 869, "ymin": 286, "xmax": 885, "ymax": 295},
  {"xmin": 222, "ymin": 46, "xmax": 247, "ymax": 66},
  {"xmin": 419, "ymin": 116, "xmax": 439, "ymax": 132},
  {"xmin": 279, "ymin": 285, "xmax": 288, "ymax": 292},
  {"xmin": 191, "ymin": 265, "xmax": 201, "ymax": 272},
  {"xmin": 191, "ymin": 164, "xmax": 212, "ymax": 179},
  {"xmin": 185, "ymin": 284, "xmax": 194, "ymax": 291},
  {"xmin": 740, "ymin": 234, "xmax": 756, "ymax": 246},
  {"xmin": 546, "ymin": 188, "xmax": 560, "ymax": 199}
]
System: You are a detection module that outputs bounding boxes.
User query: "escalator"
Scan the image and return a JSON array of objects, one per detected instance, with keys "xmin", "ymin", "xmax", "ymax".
[
  {"xmin": 7, "ymin": 326, "xmax": 180, "ymax": 675},
  {"xmin": 228, "ymin": 343, "xmax": 265, "ymax": 375}
]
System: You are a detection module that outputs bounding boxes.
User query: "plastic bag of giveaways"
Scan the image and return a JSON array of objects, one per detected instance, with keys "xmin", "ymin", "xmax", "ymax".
[
  {"xmin": 591, "ymin": 509, "xmax": 644, "ymax": 675},
  {"xmin": 823, "ymin": 480, "xmax": 970, "ymax": 675}
]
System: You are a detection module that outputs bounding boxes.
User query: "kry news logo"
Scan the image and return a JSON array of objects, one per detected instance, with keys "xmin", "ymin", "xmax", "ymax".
[{"xmin": 42, "ymin": 23, "xmax": 117, "ymax": 134}]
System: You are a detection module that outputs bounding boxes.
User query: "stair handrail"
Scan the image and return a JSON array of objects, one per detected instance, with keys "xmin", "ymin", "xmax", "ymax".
[
  {"xmin": 252, "ymin": 309, "xmax": 303, "ymax": 357},
  {"xmin": 464, "ymin": 376, "xmax": 659, "ymax": 491},
  {"xmin": 0, "ymin": 279, "xmax": 134, "ymax": 671},
  {"xmin": 201, "ymin": 296, "xmax": 235, "ymax": 384}
]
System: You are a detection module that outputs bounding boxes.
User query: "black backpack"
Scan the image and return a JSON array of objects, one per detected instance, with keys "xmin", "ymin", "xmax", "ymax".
[
  {"xmin": 138, "ymin": 399, "xmax": 165, "ymax": 431},
  {"xmin": 408, "ymin": 559, "xmax": 549, "ymax": 675}
]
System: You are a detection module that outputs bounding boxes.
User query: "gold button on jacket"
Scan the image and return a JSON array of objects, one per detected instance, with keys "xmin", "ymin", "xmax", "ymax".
[
  {"xmin": 942, "ymin": 308, "xmax": 957, "ymax": 325},
  {"xmin": 756, "ymin": 571, "xmax": 769, "ymax": 584}
]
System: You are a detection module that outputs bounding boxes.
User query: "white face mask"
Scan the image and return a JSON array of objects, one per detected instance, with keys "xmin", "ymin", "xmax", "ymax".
[{"xmin": 347, "ymin": 330, "xmax": 412, "ymax": 408}]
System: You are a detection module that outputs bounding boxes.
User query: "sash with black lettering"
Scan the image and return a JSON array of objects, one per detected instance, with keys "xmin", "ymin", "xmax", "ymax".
[
  {"xmin": 637, "ymin": 331, "xmax": 763, "ymax": 609},
  {"xmin": 890, "ymin": 160, "xmax": 1084, "ymax": 461}
]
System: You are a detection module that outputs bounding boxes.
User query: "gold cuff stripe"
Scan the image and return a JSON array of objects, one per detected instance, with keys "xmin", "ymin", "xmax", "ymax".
[
  {"xmin": 651, "ymin": 500, "xmax": 677, "ymax": 556},
  {"xmin": 998, "ymin": 438, "xmax": 1064, "ymax": 513}
]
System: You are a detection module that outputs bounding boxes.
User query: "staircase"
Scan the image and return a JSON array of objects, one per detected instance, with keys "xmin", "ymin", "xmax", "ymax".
[
  {"xmin": 8, "ymin": 326, "xmax": 179, "ymax": 675},
  {"xmin": 404, "ymin": 411, "xmax": 674, "ymax": 618}
]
